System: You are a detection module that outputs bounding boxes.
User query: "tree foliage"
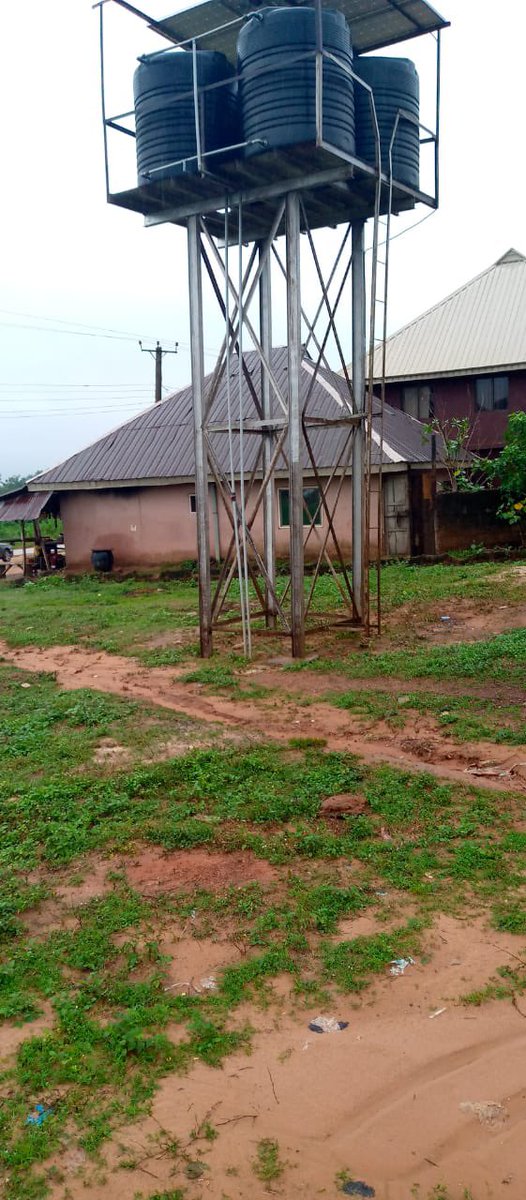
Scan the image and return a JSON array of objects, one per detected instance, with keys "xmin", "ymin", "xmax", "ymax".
[
  {"xmin": 485, "ymin": 411, "xmax": 526, "ymax": 527},
  {"xmin": 0, "ymin": 474, "xmax": 30, "ymax": 495},
  {"xmin": 423, "ymin": 415, "xmax": 483, "ymax": 492}
]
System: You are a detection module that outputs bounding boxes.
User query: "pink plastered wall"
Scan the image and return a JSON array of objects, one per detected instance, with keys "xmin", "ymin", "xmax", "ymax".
[{"xmin": 60, "ymin": 474, "xmax": 384, "ymax": 572}]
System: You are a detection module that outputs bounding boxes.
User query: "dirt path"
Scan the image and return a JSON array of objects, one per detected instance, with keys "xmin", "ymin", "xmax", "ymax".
[
  {"xmin": 2, "ymin": 640, "xmax": 526, "ymax": 792},
  {"xmin": 44, "ymin": 913, "xmax": 526, "ymax": 1200}
]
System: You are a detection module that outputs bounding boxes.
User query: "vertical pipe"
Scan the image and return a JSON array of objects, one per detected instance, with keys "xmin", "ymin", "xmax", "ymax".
[
  {"xmin": 210, "ymin": 483, "xmax": 221, "ymax": 564},
  {"xmin": 351, "ymin": 222, "xmax": 366, "ymax": 620},
  {"xmin": 315, "ymin": 0, "xmax": 324, "ymax": 145},
  {"xmin": 192, "ymin": 39, "xmax": 203, "ymax": 173},
  {"xmin": 224, "ymin": 206, "xmax": 248, "ymax": 652},
  {"xmin": 259, "ymin": 244, "xmax": 276, "ymax": 628},
  {"xmin": 435, "ymin": 31, "xmax": 441, "ymax": 207},
  {"xmin": 238, "ymin": 205, "xmax": 252, "ymax": 658},
  {"xmin": 286, "ymin": 192, "xmax": 304, "ymax": 658},
  {"xmin": 98, "ymin": 1, "xmax": 110, "ymax": 198},
  {"xmin": 188, "ymin": 216, "xmax": 212, "ymax": 656}
]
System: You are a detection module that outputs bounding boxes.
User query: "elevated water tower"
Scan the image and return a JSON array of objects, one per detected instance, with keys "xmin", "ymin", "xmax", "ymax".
[{"xmin": 98, "ymin": 0, "xmax": 448, "ymax": 657}]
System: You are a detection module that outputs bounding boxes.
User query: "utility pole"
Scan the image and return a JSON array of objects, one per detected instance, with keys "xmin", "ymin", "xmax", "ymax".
[{"xmin": 139, "ymin": 340, "xmax": 178, "ymax": 404}]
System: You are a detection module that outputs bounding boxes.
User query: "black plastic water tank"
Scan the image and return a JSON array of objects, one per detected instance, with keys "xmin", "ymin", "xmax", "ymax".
[
  {"xmin": 91, "ymin": 549, "xmax": 113, "ymax": 573},
  {"xmin": 354, "ymin": 56, "xmax": 419, "ymax": 190},
  {"xmin": 238, "ymin": 7, "xmax": 355, "ymax": 158},
  {"xmin": 134, "ymin": 50, "xmax": 237, "ymax": 182}
]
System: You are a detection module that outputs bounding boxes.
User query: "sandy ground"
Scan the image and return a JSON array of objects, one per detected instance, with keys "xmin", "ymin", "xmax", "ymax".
[
  {"xmin": 2, "ymin": 587, "xmax": 526, "ymax": 1199},
  {"xmin": 2, "ymin": 639, "xmax": 526, "ymax": 792},
  {"xmin": 32, "ymin": 909, "xmax": 526, "ymax": 1200}
]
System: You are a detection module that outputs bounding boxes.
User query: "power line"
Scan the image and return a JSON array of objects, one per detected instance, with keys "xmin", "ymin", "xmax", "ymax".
[
  {"xmin": 0, "ymin": 309, "xmax": 222, "ymax": 358},
  {"xmin": 0, "ymin": 307, "xmax": 169, "ymax": 343},
  {"xmin": 0, "ymin": 382, "xmax": 164, "ymax": 389},
  {"xmin": 0, "ymin": 320, "xmax": 220, "ymax": 358},
  {"xmin": 0, "ymin": 398, "xmax": 156, "ymax": 408},
  {"xmin": 0, "ymin": 320, "xmax": 159, "ymax": 343},
  {"xmin": 0, "ymin": 405, "xmax": 150, "ymax": 419}
]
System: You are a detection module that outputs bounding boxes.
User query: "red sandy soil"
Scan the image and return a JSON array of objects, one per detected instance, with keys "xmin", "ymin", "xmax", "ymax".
[
  {"xmin": 35, "ymin": 913, "xmax": 526, "ymax": 1200},
  {"xmin": 381, "ymin": 595, "xmax": 526, "ymax": 648},
  {"xmin": 3, "ymin": 599, "xmax": 526, "ymax": 1198},
  {"xmin": 2, "ymin": 639, "xmax": 525, "ymax": 792},
  {"xmin": 125, "ymin": 846, "xmax": 278, "ymax": 896}
]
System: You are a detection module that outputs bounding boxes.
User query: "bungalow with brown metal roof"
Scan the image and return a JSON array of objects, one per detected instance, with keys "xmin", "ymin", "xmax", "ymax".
[{"xmin": 22, "ymin": 348, "xmax": 443, "ymax": 571}]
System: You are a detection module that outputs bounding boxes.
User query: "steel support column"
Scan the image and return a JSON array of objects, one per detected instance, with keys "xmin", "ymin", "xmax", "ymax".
[
  {"xmin": 188, "ymin": 215, "xmax": 212, "ymax": 656},
  {"xmin": 259, "ymin": 244, "xmax": 277, "ymax": 628},
  {"xmin": 286, "ymin": 192, "xmax": 304, "ymax": 658},
  {"xmin": 351, "ymin": 222, "xmax": 366, "ymax": 620}
]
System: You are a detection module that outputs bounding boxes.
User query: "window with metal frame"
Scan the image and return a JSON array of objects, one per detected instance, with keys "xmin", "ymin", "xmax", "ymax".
[
  {"xmin": 401, "ymin": 385, "xmax": 431, "ymax": 420},
  {"xmin": 475, "ymin": 376, "xmax": 508, "ymax": 412},
  {"xmin": 189, "ymin": 493, "xmax": 197, "ymax": 513},
  {"xmin": 279, "ymin": 487, "xmax": 322, "ymax": 527}
]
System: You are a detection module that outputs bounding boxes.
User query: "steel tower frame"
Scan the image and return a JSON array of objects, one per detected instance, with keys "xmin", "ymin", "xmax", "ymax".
[{"xmin": 97, "ymin": 0, "xmax": 446, "ymax": 657}]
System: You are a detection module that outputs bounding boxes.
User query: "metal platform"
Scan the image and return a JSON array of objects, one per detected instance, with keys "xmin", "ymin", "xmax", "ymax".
[{"xmin": 108, "ymin": 140, "xmax": 436, "ymax": 239}]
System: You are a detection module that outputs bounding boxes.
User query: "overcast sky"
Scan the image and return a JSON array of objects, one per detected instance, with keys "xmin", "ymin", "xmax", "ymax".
[{"xmin": 1, "ymin": 0, "xmax": 525, "ymax": 479}]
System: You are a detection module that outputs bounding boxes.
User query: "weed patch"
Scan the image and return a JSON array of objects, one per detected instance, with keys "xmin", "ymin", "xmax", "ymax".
[
  {"xmin": 252, "ymin": 1138, "xmax": 285, "ymax": 1185},
  {"xmin": 332, "ymin": 688, "xmax": 526, "ymax": 746},
  {"xmin": 335, "ymin": 629, "xmax": 526, "ymax": 687},
  {"xmin": 322, "ymin": 920, "xmax": 424, "ymax": 991}
]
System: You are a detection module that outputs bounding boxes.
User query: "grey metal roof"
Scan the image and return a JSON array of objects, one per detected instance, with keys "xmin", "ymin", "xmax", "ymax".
[
  {"xmin": 30, "ymin": 348, "xmax": 436, "ymax": 491},
  {"xmin": 0, "ymin": 490, "xmax": 54, "ymax": 521},
  {"xmin": 373, "ymin": 249, "xmax": 526, "ymax": 383},
  {"xmin": 157, "ymin": 0, "xmax": 449, "ymax": 61}
]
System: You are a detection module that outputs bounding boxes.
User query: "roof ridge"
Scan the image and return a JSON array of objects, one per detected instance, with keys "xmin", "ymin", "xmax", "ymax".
[
  {"xmin": 495, "ymin": 247, "xmax": 526, "ymax": 265},
  {"xmin": 382, "ymin": 252, "xmax": 526, "ymax": 349}
]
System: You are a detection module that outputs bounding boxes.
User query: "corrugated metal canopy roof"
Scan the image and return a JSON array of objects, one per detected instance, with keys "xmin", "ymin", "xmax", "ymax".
[
  {"xmin": 156, "ymin": 0, "xmax": 449, "ymax": 59},
  {"xmin": 30, "ymin": 349, "xmax": 437, "ymax": 492},
  {"xmin": 372, "ymin": 249, "xmax": 526, "ymax": 383},
  {"xmin": 0, "ymin": 490, "xmax": 53, "ymax": 522}
]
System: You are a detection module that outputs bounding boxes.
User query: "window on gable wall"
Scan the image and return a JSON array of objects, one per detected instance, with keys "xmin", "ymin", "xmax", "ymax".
[
  {"xmin": 475, "ymin": 376, "xmax": 508, "ymax": 412},
  {"xmin": 401, "ymin": 385, "xmax": 431, "ymax": 420}
]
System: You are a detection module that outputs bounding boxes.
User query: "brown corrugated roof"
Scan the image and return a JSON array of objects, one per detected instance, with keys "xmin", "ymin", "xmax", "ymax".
[
  {"xmin": 30, "ymin": 349, "xmax": 435, "ymax": 491},
  {"xmin": 0, "ymin": 490, "xmax": 54, "ymax": 521}
]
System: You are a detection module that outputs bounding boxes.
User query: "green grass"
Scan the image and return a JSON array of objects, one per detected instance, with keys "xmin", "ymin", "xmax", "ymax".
[
  {"xmin": 346, "ymin": 628, "xmax": 526, "ymax": 685},
  {"xmin": 331, "ymin": 687, "xmax": 526, "ymax": 746},
  {"xmin": 1, "ymin": 560, "xmax": 524, "ymax": 663},
  {"xmin": 322, "ymin": 919, "xmax": 424, "ymax": 992},
  {"xmin": 312, "ymin": 558, "xmax": 525, "ymax": 616},
  {"xmin": 2, "ymin": 654, "xmax": 526, "ymax": 1197},
  {"xmin": 492, "ymin": 900, "xmax": 526, "ymax": 935},
  {"xmin": 252, "ymin": 1139, "xmax": 285, "ymax": 1185},
  {"xmin": 288, "ymin": 626, "xmax": 526, "ymax": 688},
  {"xmin": 0, "ymin": 574, "xmax": 200, "ymax": 658},
  {"xmin": 0, "ymin": 663, "xmax": 222, "ymax": 791},
  {"xmin": 0, "ymin": 882, "xmax": 251, "ymax": 1198}
]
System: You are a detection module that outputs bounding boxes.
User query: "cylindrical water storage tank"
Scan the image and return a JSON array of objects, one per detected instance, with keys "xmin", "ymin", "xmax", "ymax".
[
  {"xmin": 354, "ymin": 57, "xmax": 420, "ymax": 190},
  {"xmin": 91, "ymin": 549, "xmax": 113, "ymax": 573},
  {"xmin": 134, "ymin": 50, "xmax": 237, "ymax": 183},
  {"xmin": 238, "ymin": 7, "xmax": 355, "ymax": 158}
]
